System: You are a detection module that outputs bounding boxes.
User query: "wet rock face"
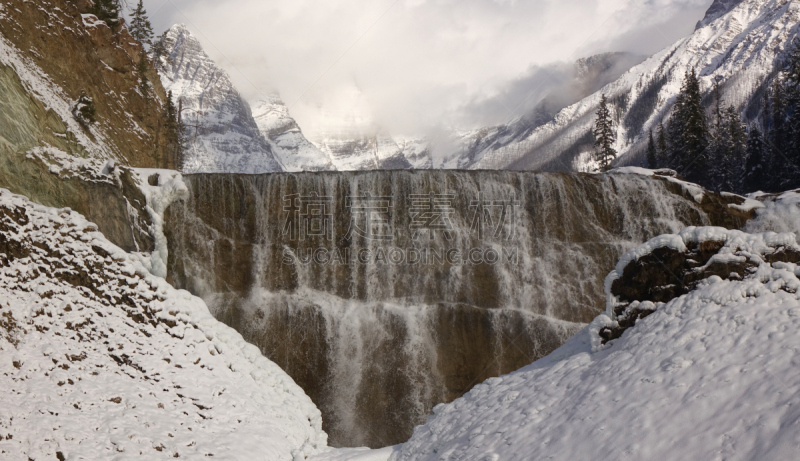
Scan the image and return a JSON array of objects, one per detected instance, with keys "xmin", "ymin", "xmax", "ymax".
[{"xmin": 164, "ymin": 171, "xmax": 750, "ymax": 448}]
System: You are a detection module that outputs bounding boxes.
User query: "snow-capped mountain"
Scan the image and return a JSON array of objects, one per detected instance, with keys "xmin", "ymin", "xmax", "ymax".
[
  {"xmin": 156, "ymin": 0, "xmax": 796, "ymax": 175},
  {"xmin": 251, "ymin": 95, "xmax": 334, "ymax": 171},
  {"xmin": 158, "ymin": 25, "xmax": 283, "ymax": 174},
  {"xmin": 156, "ymin": 22, "xmax": 642, "ymax": 173},
  {"xmin": 476, "ymin": 0, "xmax": 799, "ymax": 171},
  {"xmin": 304, "ymin": 52, "xmax": 643, "ymax": 171}
]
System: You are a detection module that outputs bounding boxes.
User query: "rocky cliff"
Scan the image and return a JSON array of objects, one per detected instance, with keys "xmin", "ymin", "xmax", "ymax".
[
  {"xmin": 0, "ymin": 0, "xmax": 180, "ymax": 251},
  {"xmin": 163, "ymin": 169, "xmax": 754, "ymax": 447}
]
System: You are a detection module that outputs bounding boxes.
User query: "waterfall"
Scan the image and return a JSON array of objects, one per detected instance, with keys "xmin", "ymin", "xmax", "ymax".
[{"xmin": 163, "ymin": 170, "xmax": 743, "ymax": 448}]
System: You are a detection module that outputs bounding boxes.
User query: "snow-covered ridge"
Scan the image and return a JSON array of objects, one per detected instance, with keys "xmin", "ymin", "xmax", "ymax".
[
  {"xmin": 0, "ymin": 188, "xmax": 326, "ymax": 459},
  {"xmin": 251, "ymin": 96, "xmax": 334, "ymax": 171}
]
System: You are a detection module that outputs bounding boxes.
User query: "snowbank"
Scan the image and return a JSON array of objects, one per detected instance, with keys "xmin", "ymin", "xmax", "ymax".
[{"xmin": 0, "ymin": 188, "xmax": 326, "ymax": 459}]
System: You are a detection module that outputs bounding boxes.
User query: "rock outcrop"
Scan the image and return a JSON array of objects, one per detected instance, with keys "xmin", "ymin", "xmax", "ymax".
[{"xmin": 597, "ymin": 227, "xmax": 800, "ymax": 344}]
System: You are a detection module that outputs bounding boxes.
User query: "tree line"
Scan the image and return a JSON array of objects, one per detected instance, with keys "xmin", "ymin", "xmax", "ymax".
[{"xmin": 595, "ymin": 39, "xmax": 800, "ymax": 194}]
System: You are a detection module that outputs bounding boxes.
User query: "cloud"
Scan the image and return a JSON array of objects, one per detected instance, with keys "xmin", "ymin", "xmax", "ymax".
[{"xmin": 139, "ymin": 0, "xmax": 713, "ymax": 137}]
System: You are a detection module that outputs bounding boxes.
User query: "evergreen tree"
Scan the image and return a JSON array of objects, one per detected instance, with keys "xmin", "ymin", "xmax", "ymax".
[
  {"xmin": 164, "ymin": 91, "xmax": 186, "ymax": 170},
  {"xmin": 646, "ymin": 129, "xmax": 658, "ymax": 169},
  {"xmin": 150, "ymin": 31, "xmax": 172, "ymax": 71},
  {"xmin": 742, "ymin": 126, "xmax": 767, "ymax": 193},
  {"xmin": 667, "ymin": 68, "xmax": 709, "ymax": 183},
  {"xmin": 767, "ymin": 78, "xmax": 791, "ymax": 189},
  {"xmin": 593, "ymin": 94, "xmax": 617, "ymax": 171},
  {"xmin": 783, "ymin": 37, "xmax": 800, "ymax": 190},
  {"xmin": 768, "ymin": 79, "xmax": 789, "ymax": 153},
  {"xmin": 92, "ymin": 0, "xmax": 121, "ymax": 32},
  {"xmin": 707, "ymin": 77, "xmax": 728, "ymax": 191},
  {"xmin": 656, "ymin": 120, "xmax": 668, "ymax": 167},
  {"xmin": 722, "ymin": 105, "xmax": 747, "ymax": 192},
  {"xmin": 129, "ymin": 0, "xmax": 154, "ymax": 46}
]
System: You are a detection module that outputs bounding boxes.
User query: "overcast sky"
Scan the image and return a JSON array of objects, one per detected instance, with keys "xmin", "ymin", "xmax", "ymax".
[{"xmin": 137, "ymin": 0, "xmax": 714, "ymax": 137}]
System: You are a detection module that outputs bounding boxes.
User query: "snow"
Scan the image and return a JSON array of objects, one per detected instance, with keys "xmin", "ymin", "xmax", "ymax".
[
  {"xmin": 745, "ymin": 189, "xmax": 800, "ymax": 237},
  {"xmin": 25, "ymin": 147, "xmax": 120, "ymax": 186},
  {"xmin": 311, "ymin": 446, "xmax": 400, "ymax": 461},
  {"xmin": 463, "ymin": 0, "xmax": 800, "ymax": 171},
  {"xmin": 382, "ymin": 227, "xmax": 800, "ymax": 460},
  {"xmin": 0, "ymin": 188, "xmax": 326, "ymax": 460},
  {"xmin": 251, "ymin": 97, "xmax": 334, "ymax": 172}
]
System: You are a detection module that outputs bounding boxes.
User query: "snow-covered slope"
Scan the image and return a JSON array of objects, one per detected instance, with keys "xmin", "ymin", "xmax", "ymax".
[
  {"xmin": 315, "ymin": 223, "xmax": 800, "ymax": 460},
  {"xmin": 251, "ymin": 96, "xmax": 334, "ymax": 171},
  {"xmin": 158, "ymin": 25, "xmax": 283, "ymax": 174},
  {"xmin": 0, "ymin": 188, "xmax": 326, "ymax": 459},
  {"xmin": 482, "ymin": 0, "xmax": 800, "ymax": 171}
]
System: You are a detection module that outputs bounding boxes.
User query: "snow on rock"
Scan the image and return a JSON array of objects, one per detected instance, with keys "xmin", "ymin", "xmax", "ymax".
[
  {"xmin": 378, "ymin": 225, "xmax": 800, "ymax": 460},
  {"xmin": 0, "ymin": 32, "xmax": 111, "ymax": 160},
  {"xmin": 0, "ymin": 188, "xmax": 326, "ymax": 460},
  {"xmin": 746, "ymin": 189, "xmax": 800, "ymax": 236},
  {"xmin": 596, "ymin": 226, "xmax": 800, "ymax": 349}
]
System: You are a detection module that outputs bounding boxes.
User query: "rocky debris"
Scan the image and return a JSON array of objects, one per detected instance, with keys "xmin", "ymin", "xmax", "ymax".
[{"xmin": 597, "ymin": 227, "xmax": 800, "ymax": 344}]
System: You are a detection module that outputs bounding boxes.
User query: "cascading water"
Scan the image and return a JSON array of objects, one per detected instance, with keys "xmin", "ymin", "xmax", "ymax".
[{"xmin": 163, "ymin": 170, "xmax": 749, "ymax": 448}]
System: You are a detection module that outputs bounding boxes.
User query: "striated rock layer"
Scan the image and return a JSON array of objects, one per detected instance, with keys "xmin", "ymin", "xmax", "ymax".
[{"xmin": 164, "ymin": 169, "xmax": 752, "ymax": 448}]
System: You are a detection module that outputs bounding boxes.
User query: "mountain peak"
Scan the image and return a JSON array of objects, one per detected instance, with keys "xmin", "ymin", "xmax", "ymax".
[
  {"xmin": 157, "ymin": 23, "xmax": 284, "ymax": 173},
  {"xmin": 695, "ymin": 0, "xmax": 744, "ymax": 30}
]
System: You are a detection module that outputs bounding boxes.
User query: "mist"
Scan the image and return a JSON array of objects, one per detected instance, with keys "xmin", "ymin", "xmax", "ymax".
[{"xmin": 138, "ymin": 0, "xmax": 714, "ymax": 137}]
